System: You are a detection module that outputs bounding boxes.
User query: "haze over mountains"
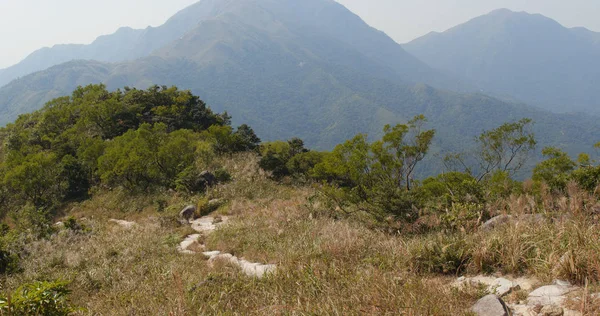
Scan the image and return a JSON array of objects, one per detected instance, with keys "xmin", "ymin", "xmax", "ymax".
[
  {"xmin": 404, "ymin": 8, "xmax": 600, "ymax": 115},
  {"xmin": 0, "ymin": 0, "xmax": 598, "ymax": 167}
]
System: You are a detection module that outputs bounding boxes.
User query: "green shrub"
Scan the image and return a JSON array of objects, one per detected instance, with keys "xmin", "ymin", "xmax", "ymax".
[
  {"xmin": 214, "ymin": 168, "xmax": 232, "ymax": 183},
  {"xmin": 441, "ymin": 202, "xmax": 486, "ymax": 232},
  {"xmin": 0, "ymin": 281, "xmax": 79, "ymax": 315},
  {"xmin": 410, "ymin": 234, "xmax": 472, "ymax": 275}
]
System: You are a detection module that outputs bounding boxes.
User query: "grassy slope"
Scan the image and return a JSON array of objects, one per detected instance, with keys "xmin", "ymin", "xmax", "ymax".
[{"xmin": 3, "ymin": 154, "xmax": 600, "ymax": 315}]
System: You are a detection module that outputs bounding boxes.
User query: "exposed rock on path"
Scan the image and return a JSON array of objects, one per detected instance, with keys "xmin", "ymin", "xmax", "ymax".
[
  {"xmin": 461, "ymin": 276, "xmax": 582, "ymax": 316},
  {"xmin": 178, "ymin": 215, "xmax": 277, "ymax": 278},
  {"xmin": 109, "ymin": 219, "xmax": 136, "ymax": 229},
  {"xmin": 472, "ymin": 294, "xmax": 510, "ymax": 316}
]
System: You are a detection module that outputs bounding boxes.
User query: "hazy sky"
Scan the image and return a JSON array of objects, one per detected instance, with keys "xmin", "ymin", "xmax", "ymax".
[{"xmin": 0, "ymin": 0, "xmax": 599, "ymax": 69}]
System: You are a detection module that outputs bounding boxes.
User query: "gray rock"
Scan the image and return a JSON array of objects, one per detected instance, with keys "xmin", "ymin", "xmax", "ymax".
[
  {"xmin": 179, "ymin": 205, "xmax": 197, "ymax": 222},
  {"xmin": 109, "ymin": 219, "xmax": 136, "ymax": 229},
  {"xmin": 53, "ymin": 222, "xmax": 65, "ymax": 229},
  {"xmin": 472, "ymin": 295, "xmax": 509, "ymax": 316},
  {"xmin": 482, "ymin": 215, "xmax": 513, "ymax": 231},
  {"xmin": 540, "ymin": 305, "xmax": 564, "ymax": 316},
  {"xmin": 520, "ymin": 214, "xmax": 546, "ymax": 225},
  {"xmin": 553, "ymin": 279, "xmax": 572, "ymax": 287},
  {"xmin": 462, "ymin": 276, "xmax": 519, "ymax": 297},
  {"xmin": 200, "ymin": 171, "xmax": 217, "ymax": 187},
  {"xmin": 482, "ymin": 214, "xmax": 546, "ymax": 231},
  {"xmin": 527, "ymin": 285, "xmax": 577, "ymax": 306}
]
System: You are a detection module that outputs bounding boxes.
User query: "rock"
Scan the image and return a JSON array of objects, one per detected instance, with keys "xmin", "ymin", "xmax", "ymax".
[
  {"xmin": 53, "ymin": 222, "xmax": 65, "ymax": 229},
  {"xmin": 510, "ymin": 304, "xmax": 536, "ymax": 316},
  {"xmin": 482, "ymin": 215, "xmax": 513, "ymax": 231},
  {"xmin": 527, "ymin": 284, "xmax": 577, "ymax": 306},
  {"xmin": 177, "ymin": 234, "xmax": 203, "ymax": 254},
  {"xmin": 514, "ymin": 277, "xmax": 539, "ymax": 292},
  {"xmin": 539, "ymin": 305, "xmax": 564, "ymax": 316},
  {"xmin": 520, "ymin": 214, "xmax": 547, "ymax": 225},
  {"xmin": 454, "ymin": 276, "xmax": 519, "ymax": 297},
  {"xmin": 238, "ymin": 259, "xmax": 277, "ymax": 278},
  {"xmin": 199, "ymin": 171, "xmax": 217, "ymax": 187},
  {"xmin": 472, "ymin": 295, "xmax": 509, "ymax": 316},
  {"xmin": 471, "ymin": 276, "xmax": 518, "ymax": 297},
  {"xmin": 179, "ymin": 205, "xmax": 197, "ymax": 223},
  {"xmin": 191, "ymin": 216, "xmax": 228, "ymax": 233},
  {"xmin": 482, "ymin": 214, "xmax": 546, "ymax": 231},
  {"xmin": 202, "ymin": 251, "xmax": 222, "ymax": 258},
  {"xmin": 109, "ymin": 219, "xmax": 136, "ymax": 229},
  {"xmin": 553, "ymin": 280, "xmax": 572, "ymax": 287}
]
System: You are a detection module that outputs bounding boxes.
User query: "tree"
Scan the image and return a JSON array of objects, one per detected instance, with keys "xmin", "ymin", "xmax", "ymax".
[
  {"xmin": 313, "ymin": 116, "xmax": 435, "ymax": 219},
  {"xmin": 98, "ymin": 123, "xmax": 201, "ymax": 190},
  {"xmin": 232, "ymin": 124, "xmax": 261, "ymax": 152},
  {"xmin": 532, "ymin": 147, "xmax": 576, "ymax": 192},
  {"xmin": 475, "ymin": 118, "xmax": 536, "ymax": 182},
  {"xmin": 3, "ymin": 152, "xmax": 66, "ymax": 207},
  {"xmin": 373, "ymin": 115, "xmax": 435, "ymax": 191}
]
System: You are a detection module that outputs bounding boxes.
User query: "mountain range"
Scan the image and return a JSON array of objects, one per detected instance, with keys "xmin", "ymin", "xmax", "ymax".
[
  {"xmin": 404, "ymin": 8, "xmax": 600, "ymax": 115},
  {"xmin": 0, "ymin": 0, "xmax": 598, "ymax": 171}
]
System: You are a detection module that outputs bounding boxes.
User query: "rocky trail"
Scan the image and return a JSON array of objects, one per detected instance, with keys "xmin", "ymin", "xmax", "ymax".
[
  {"xmin": 460, "ymin": 275, "xmax": 596, "ymax": 316},
  {"xmin": 176, "ymin": 211, "xmax": 277, "ymax": 279}
]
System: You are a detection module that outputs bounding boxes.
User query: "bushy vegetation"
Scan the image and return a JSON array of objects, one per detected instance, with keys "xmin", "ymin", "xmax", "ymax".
[
  {"xmin": 0, "ymin": 280, "xmax": 77, "ymax": 315},
  {"xmin": 1, "ymin": 85, "xmax": 599, "ymax": 314},
  {"xmin": 0, "ymin": 84, "xmax": 258, "ymax": 210},
  {"xmin": 0, "ymin": 85, "xmax": 260, "ymax": 286}
]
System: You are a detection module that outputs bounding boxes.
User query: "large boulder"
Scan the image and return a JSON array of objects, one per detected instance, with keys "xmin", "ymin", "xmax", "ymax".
[
  {"xmin": 527, "ymin": 284, "xmax": 577, "ymax": 306},
  {"xmin": 472, "ymin": 295, "xmax": 509, "ymax": 316},
  {"xmin": 179, "ymin": 205, "xmax": 197, "ymax": 223}
]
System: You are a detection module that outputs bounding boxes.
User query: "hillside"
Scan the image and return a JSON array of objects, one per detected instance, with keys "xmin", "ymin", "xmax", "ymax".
[
  {"xmin": 0, "ymin": 85, "xmax": 599, "ymax": 315},
  {"xmin": 404, "ymin": 9, "xmax": 600, "ymax": 115}
]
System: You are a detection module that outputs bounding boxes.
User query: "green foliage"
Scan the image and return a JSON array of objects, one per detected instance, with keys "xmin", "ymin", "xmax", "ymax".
[
  {"xmin": 213, "ymin": 168, "xmax": 232, "ymax": 183},
  {"xmin": 533, "ymin": 147, "xmax": 576, "ymax": 192},
  {"xmin": 411, "ymin": 234, "xmax": 472, "ymax": 274},
  {"xmin": 484, "ymin": 171, "xmax": 522, "ymax": 200},
  {"xmin": 475, "ymin": 118, "xmax": 536, "ymax": 181},
  {"xmin": 3, "ymin": 151, "xmax": 66, "ymax": 207},
  {"xmin": 0, "ymin": 84, "xmax": 257, "ymax": 227},
  {"xmin": 0, "ymin": 280, "xmax": 78, "ymax": 315},
  {"xmin": 0, "ymin": 232, "xmax": 19, "ymax": 274},
  {"xmin": 259, "ymin": 138, "xmax": 321, "ymax": 180},
  {"xmin": 314, "ymin": 116, "xmax": 435, "ymax": 220},
  {"xmin": 200, "ymin": 125, "xmax": 261, "ymax": 155},
  {"xmin": 571, "ymin": 166, "xmax": 600, "ymax": 193},
  {"xmin": 418, "ymin": 172, "xmax": 484, "ymax": 208},
  {"xmin": 440, "ymin": 203, "xmax": 486, "ymax": 232},
  {"xmin": 532, "ymin": 144, "xmax": 600, "ymax": 193}
]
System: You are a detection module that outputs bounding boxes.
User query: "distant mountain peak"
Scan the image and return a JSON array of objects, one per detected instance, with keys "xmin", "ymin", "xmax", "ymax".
[{"xmin": 404, "ymin": 8, "xmax": 600, "ymax": 115}]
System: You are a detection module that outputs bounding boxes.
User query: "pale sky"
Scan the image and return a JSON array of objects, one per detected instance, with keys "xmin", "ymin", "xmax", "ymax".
[{"xmin": 0, "ymin": 0, "xmax": 599, "ymax": 69}]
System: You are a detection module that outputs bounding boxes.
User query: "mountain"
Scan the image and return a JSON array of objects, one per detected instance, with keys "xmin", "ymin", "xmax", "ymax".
[
  {"xmin": 404, "ymin": 9, "xmax": 600, "ymax": 115},
  {"xmin": 0, "ymin": 0, "xmax": 235, "ymax": 88},
  {"xmin": 0, "ymin": 0, "xmax": 598, "ymax": 170},
  {"xmin": 0, "ymin": 0, "xmax": 461, "ymax": 91}
]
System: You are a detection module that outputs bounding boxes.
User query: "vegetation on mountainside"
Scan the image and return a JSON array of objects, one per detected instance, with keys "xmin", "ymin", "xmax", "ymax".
[{"xmin": 0, "ymin": 85, "xmax": 599, "ymax": 314}]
